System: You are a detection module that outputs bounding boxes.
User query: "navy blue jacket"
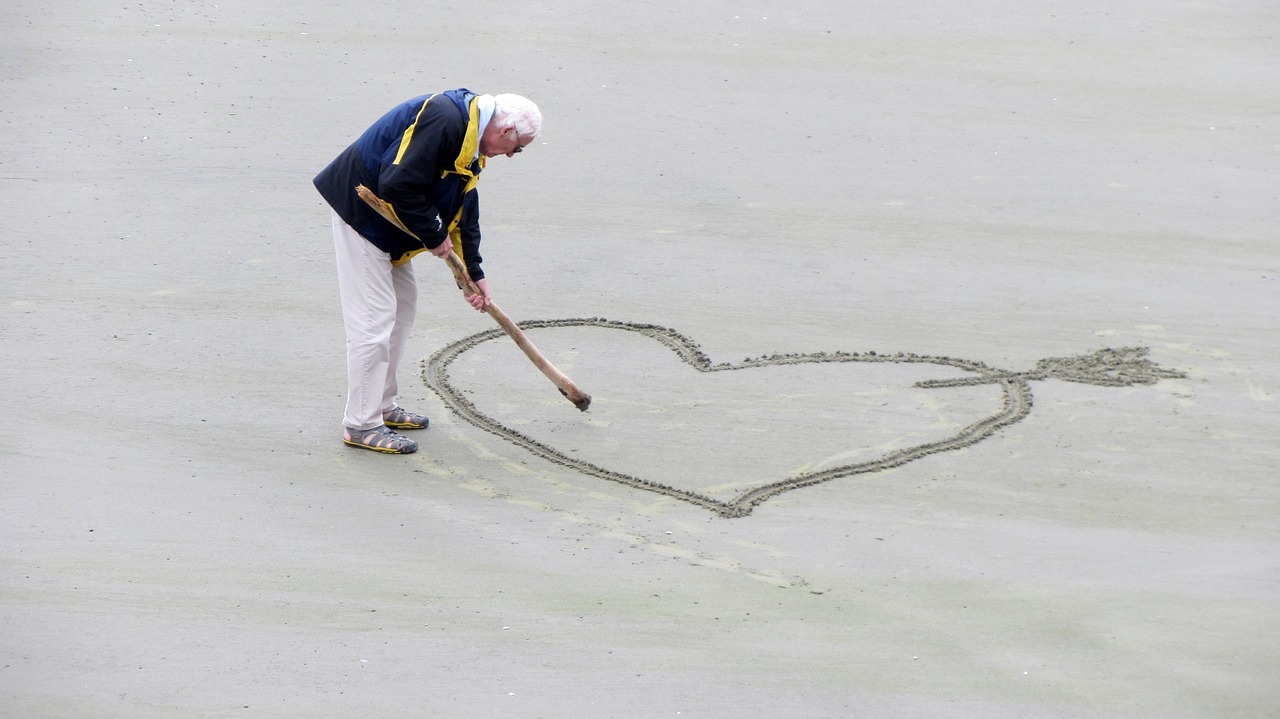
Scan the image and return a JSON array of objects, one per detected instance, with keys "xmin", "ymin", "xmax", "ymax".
[{"xmin": 314, "ymin": 90, "xmax": 485, "ymax": 277}]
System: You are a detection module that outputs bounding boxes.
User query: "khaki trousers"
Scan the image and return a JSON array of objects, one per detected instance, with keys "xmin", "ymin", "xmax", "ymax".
[{"xmin": 331, "ymin": 211, "xmax": 418, "ymax": 431}]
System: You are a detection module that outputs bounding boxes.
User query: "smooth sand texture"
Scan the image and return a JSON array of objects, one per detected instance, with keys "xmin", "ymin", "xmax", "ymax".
[{"xmin": 2, "ymin": 2, "xmax": 1277, "ymax": 717}]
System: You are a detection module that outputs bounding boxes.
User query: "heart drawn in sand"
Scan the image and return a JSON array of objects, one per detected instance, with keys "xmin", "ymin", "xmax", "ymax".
[{"xmin": 423, "ymin": 319, "xmax": 1184, "ymax": 518}]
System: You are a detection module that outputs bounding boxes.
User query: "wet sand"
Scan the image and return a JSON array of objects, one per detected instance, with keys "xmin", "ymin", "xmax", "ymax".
[{"xmin": 2, "ymin": 2, "xmax": 1278, "ymax": 717}]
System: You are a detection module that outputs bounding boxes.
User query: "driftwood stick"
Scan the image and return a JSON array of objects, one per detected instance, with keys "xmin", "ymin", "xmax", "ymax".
[{"xmin": 355, "ymin": 185, "xmax": 591, "ymax": 411}]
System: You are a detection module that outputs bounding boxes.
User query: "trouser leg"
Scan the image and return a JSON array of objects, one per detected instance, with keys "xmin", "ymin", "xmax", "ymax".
[
  {"xmin": 382, "ymin": 258, "xmax": 419, "ymax": 411},
  {"xmin": 332, "ymin": 211, "xmax": 399, "ymax": 431}
]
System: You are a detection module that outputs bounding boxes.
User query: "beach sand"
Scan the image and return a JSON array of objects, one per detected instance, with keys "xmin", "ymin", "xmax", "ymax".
[{"xmin": 2, "ymin": 1, "xmax": 1277, "ymax": 716}]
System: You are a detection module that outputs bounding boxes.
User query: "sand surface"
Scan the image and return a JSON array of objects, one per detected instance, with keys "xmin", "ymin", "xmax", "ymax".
[{"xmin": 2, "ymin": 1, "xmax": 1278, "ymax": 717}]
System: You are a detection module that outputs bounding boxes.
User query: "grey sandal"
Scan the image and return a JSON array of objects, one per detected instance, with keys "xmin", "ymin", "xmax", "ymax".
[
  {"xmin": 382, "ymin": 406, "xmax": 429, "ymax": 430},
  {"xmin": 343, "ymin": 425, "xmax": 418, "ymax": 454}
]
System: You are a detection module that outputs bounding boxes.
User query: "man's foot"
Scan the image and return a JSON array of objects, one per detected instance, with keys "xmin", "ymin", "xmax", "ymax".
[
  {"xmin": 382, "ymin": 406, "xmax": 429, "ymax": 430},
  {"xmin": 343, "ymin": 425, "xmax": 418, "ymax": 454}
]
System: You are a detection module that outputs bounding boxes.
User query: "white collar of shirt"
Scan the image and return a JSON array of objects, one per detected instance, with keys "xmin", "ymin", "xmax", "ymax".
[{"xmin": 475, "ymin": 94, "xmax": 496, "ymax": 162}]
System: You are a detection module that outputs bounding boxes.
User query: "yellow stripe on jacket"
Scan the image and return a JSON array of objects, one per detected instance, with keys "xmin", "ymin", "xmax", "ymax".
[
  {"xmin": 389, "ymin": 96, "xmax": 485, "ymax": 267},
  {"xmin": 392, "ymin": 96, "xmax": 435, "ymax": 166}
]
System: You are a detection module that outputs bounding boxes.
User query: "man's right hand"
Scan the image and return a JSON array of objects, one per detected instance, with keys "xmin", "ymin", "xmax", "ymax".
[{"xmin": 464, "ymin": 277, "xmax": 491, "ymax": 311}]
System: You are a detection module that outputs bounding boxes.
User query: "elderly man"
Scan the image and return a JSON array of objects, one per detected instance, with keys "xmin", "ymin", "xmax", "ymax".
[{"xmin": 314, "ymin": 89, "xmax": 541, "ymax": 454}]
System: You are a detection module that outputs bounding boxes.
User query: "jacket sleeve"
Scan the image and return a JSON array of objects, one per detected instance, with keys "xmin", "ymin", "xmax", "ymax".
[
  {"xmin": 455, "ymin": 189, "xmax": 484, "ymax": 281},
  {"xmin": 376, "ymin": 101, "xmax": 459, "ymax": 249}
]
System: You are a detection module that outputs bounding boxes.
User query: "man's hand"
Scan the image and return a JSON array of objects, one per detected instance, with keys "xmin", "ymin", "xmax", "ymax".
[
  {"xmin": 428, "ymin": 239, "xmax": 453, "ymax": 259},
  {"xmin": 464, "ymin": 277, "xmax": 491, "ymax": 311}
]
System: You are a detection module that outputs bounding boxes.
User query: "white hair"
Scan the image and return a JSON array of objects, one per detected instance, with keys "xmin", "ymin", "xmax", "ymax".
[{"xmin": 493, "ymin": 93, "xmax": 542, "ymax": 140}]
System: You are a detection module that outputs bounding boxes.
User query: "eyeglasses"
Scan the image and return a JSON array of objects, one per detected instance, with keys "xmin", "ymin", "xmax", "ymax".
[{"xmin": 510, "ymin": 126, "xmax": 524, "ymax": 154}]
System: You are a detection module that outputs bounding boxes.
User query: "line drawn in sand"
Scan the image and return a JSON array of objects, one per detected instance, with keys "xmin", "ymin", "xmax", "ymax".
[{"xmin": 423, "ymin": 318, "xmax": 1186, "ymax": 518}]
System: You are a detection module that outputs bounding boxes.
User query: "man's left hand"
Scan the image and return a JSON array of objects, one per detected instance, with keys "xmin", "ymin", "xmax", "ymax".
[{"xmin": 429, "ymin": 240, "xmax": 453, "ymax": 259}]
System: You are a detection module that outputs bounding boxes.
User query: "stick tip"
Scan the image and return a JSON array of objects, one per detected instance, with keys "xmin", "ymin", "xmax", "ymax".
[{"xmin": 558, "ymin": 387, "xmax": 591, "ymax": 411}]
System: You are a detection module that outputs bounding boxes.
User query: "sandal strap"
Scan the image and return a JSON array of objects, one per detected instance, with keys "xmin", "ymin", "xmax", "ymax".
[
  {"xmin": 383, "ymin": 406, "xmax": 429, "ymax": 429},
  {"xmin": 345, "ymin": 425, "xmax": 417, "ymax": 453}
]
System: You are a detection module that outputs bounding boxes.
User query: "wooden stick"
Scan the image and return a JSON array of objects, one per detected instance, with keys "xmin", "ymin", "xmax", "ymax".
[{"xmin": 355, "ymin": 185, "xmax": 591, "ymax": 411}]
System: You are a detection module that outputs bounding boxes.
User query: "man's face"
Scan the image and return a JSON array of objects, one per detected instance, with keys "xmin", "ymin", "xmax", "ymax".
[{"xmin": 479, "ymin": 122, "xmax": 529, "ymax": 158}]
